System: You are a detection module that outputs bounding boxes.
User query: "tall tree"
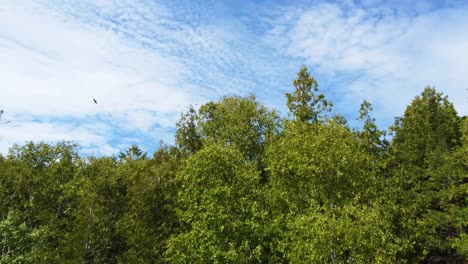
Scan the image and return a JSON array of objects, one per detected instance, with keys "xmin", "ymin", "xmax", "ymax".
[
  {"xmin": 356, "ymin": 100, "xmax": 388, "ymax": 159},
  {"xmin": 175, "ymin": 106, "xmax": 202, "ymax": 155},
  {"xmin": 117, "ymin": 145, "xmax": 181, "ymax": 263},
  {"xmin": 391, "ymin": 86, "xmax": 461, "ymax": 167},
  {"xmin": 285, "ymin": 65, "xmax": 332, "ymax": 123},
  {"xmin": 389, "ymin": 87, "xmax": 466, "ymax": 262}
]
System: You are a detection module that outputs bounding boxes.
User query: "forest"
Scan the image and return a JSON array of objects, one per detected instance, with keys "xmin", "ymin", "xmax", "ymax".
[{"xmin": 0, "ymin": 66, "xmax": 466, "ymax": 263}]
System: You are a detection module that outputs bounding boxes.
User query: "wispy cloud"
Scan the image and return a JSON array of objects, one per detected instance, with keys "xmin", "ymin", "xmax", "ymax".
[
  {"xmin": 262, "ymin": 0, "xmax": 468, "ymax": 124},
  {"xmin": 0, "ymin": 1, "xmax": 197, "ymax": 154},
  {"xmin": 1, "ymin": 0, "xmax": 466, "ymax": 155},
  {"xmin": 0, "ymin": 0, "xmax": 296, "ymax": 155},
  {"xmin": 0, "ymin": 118, "xmax": 118, "ymax": 155}
]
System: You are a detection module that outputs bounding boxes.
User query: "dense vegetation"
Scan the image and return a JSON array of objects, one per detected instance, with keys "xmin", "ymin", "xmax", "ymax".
[{"xmin": 1, "ymin": 66, "xmax": 466, "ymax": 263}]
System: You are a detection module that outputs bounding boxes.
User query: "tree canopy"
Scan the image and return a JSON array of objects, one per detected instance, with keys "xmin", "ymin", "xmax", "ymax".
[{"xmin": 0, "ymin": 68, "xmax": 466, "ymax": 263}]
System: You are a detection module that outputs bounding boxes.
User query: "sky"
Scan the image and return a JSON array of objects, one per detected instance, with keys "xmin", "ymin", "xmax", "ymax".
[{"xmin": 0, "ymin": 0, "xmax": 467, "ymax": 156}]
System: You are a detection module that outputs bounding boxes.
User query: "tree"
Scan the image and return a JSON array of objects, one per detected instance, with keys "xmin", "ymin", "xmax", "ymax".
[
  {"xmin": 0, "ymin": 210, "xmax": 34, "ymax": 263},
  {"xmin": 448, "ymin": 117, "xmax": 468, "ymax": 259},
  {"xmin": 118, "ymin": 144, "xmax": 147, "ymax": 161},
  {"xmin": 286, "ymin": 201, "xmax": 405, "ymax": 263},
  {"xmin": 264, "ymin": 119, "xmax": 405, "ymax": 262},
  {"xmin": 285, "ymin": 65, "xmax": 332, "ymax": 123},
  {"xmin": 265, "ymin": 120, "xmax": 375, "ymax": 211},
  {"xmin": 391, "ymin": 87, "xmax": 461, "ymax": 167},
  {"xmin": 388, "ymin": 87, "xmax": 466, "ymax": 262},
  {"xmin": 176, "ymin": 95, "xmax": 280, "ymax": 161},
  {"xmin": 165, "ymin": 144, "xmax": 268, "ymax": 262},
  {"xmin": 0, "ymin": 142, "xmax": 81, "ymax": 263},
  {"xmin": 356, "ymin": 100, "xmax": 388, "ymax": 159},
  {"xmin": 64, "ymin": 156, "xmax": 127, "ymax": 263},
  {"xmin": 117, "ymin": 145, "xmax": 181, "ymax": 263},
  {"xmin": 175, "ymin": 106, "xmax": 202, "ymax": 155}
]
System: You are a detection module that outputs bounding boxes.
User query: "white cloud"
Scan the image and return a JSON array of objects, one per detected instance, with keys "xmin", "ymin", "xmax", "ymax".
[
  {"xmin": 0, "ymin": 0, "xmax": 298, "ymax": 155},
  {"xmin": 3, "ymin": 0, "xmax": 465, "ymax": 156},
  {"xmin": 0, "ymin": 0, "xmax": 194, "ymax": 154},
  {"xmin": 0, "ymin": 119, "xmax": 117, "ymax": 155},
  {"xmin": 263, "ymin": 2, "xmax": 468, "ymax": 123},
  {"xmin": 0, "ymin": 1, "xmax": 191, "ymax": 116}
]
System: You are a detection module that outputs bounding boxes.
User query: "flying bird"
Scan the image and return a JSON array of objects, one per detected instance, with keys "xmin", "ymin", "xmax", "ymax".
[
  {"xmin": 0, "ymin": 109, "xmax": 11, "ymax": 124},
  {"xmin": 93, "ymin": 98, "xmax": 98, "ymax": 104}
]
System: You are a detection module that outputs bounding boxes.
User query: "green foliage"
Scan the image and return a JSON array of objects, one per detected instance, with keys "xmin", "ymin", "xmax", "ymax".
[
  {"xmin": 266, "ymin": 120, "xmax": 375, "ymax": 211},
  {"xmin": 286, "ymin": 201, "xmax": 406, "ymax": 264},
  {"xmin": 65, "ymin": 156, "xmax": 128, "ymax": 263},
  {"xmin": 286, "ymin": 65, "xmax": 332, "ymax": 123},
  {"xmin": 0, "ymin": 210, "xmax": 34, "ymax": 263},
  {"xmin": 391, "ymin": 86, "xmax": 461, "ymax": 167},
  {"xmin": 175, "ymin": 94, "xmax": 280, "ymax": 164},
  {"xmin": 0, "ymin": 142, "xmax": 80, "ymax": 263},
  {"xmin": 388, "ymin": 87, "xmax": 466, "ymax": 262},
  {"xmin": 165, "ymin": 144, "xmax": 269, "ymax": 263},
  {"xmin": 356, "ymin": 100, "xmax": 388, "ymax": 157},
  {"xmin": 263, "ymin": 118, "xmax": 406, "ymax": 263},
  {"xmin": 0, "ymin": 68, "xmax": 465, "ymax": 263},
  {"xmin": 117, "ymin": 145, "xmax": 181, "ymax": 263},
  {"xmin": 118, "ymin": 144, "xmax": 147, "ymax": 161},
  {"xmin": 175, "ymin": 106, "xmax": 202, "ymax": 155}
]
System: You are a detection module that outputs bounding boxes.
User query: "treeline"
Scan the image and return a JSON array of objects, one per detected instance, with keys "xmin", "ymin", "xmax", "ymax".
[{"xmin": 0, "ymin": 66, "xmax": 466, "ymax": 263}]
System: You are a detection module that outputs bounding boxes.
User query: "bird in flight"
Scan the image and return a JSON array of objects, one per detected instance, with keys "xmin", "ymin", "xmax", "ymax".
[
  {"xmin": 93, "ymin": 98, "xmax": 98, "ymax": 104},
  {"xmin": 0, "ymin": 109, "xmax": 11, "ymax": 124}
]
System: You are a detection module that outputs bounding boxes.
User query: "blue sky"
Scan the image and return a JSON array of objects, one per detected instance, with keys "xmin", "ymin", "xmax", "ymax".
[{"xmin": 1, "ymin": 0, "xmax": 467, "ymax": 156}]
